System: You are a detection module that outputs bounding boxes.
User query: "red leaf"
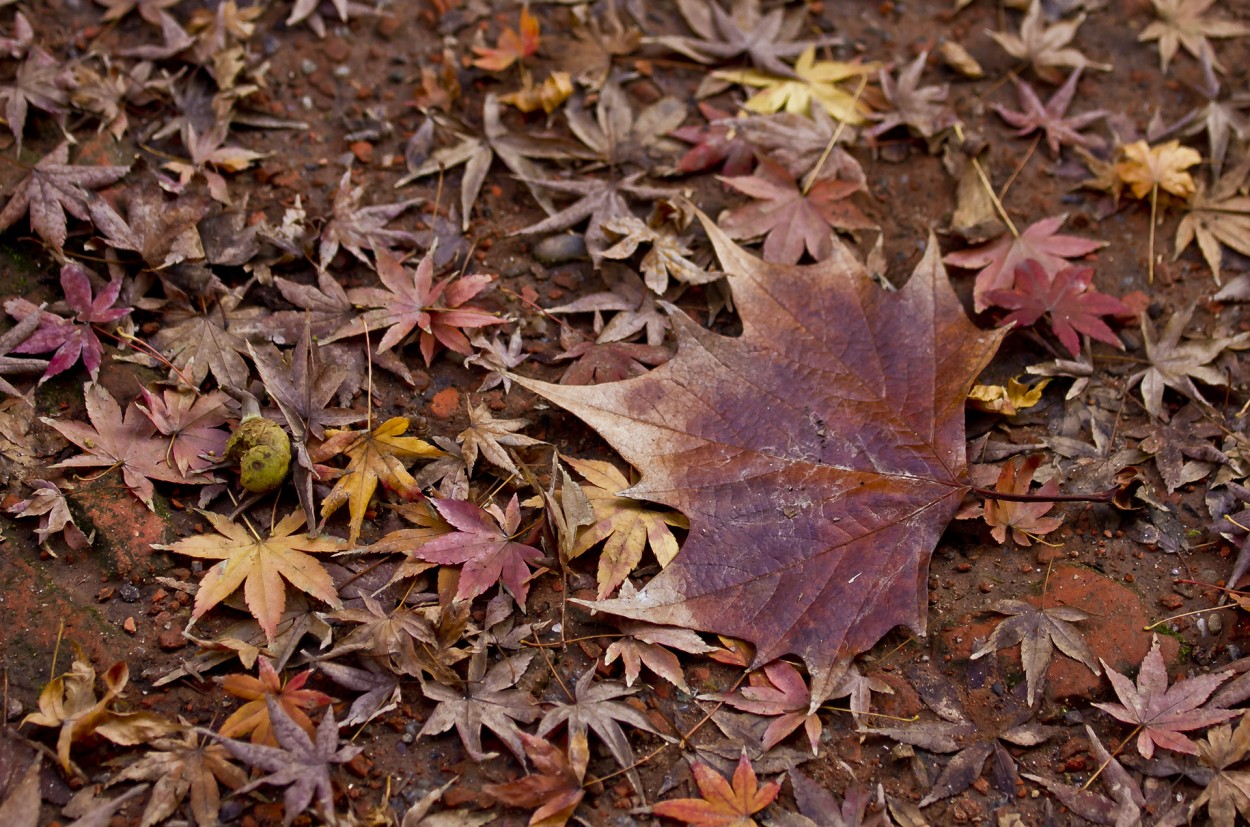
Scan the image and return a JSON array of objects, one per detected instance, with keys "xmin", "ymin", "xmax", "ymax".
[{"xmin": 983, "ymin": 260, "xmax": 1128, "ymax": 357}]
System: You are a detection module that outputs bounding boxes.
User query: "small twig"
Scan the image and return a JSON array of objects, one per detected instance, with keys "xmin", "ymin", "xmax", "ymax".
[
  {"xmin": 998, "ymin": 133, "xmax": 1041, "ymax": 201},
  {"xmin": 1081, "ymin": 725, "xmax": 1141, "ymax": 791},
  {"xmin": 801, "ymin": 76, "xmax": 866, "ymax": 196},
  {"xmin": 1148, "ymin": 182, "xmax": 1158, "ymax": 284},
  {"xmin": 954, "ymin": 123, "xmax": 1017, "ymax": 237},
  {"xmin": 1145, "ymin": 603, "xmax": 1237, "ymax": 631}
]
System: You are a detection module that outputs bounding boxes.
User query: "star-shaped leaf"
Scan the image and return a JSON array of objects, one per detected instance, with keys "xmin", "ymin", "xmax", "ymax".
[
  {"xmin": 153, "ymin": 287, "xmax": 267, "ymax": 389},
  {"xmin": 136, "ymin": 386, "xmax": 231, "ymax": 477},
  {"xmin": 318, "ymin": 170, "xmax": 421, "ymax": 269},
  {"xmin": 604, "ymin": 615, "xmax": 716, "ymax": 694},
  {"xmin": 670, "ymin": 102, "xmax": 756, "ymax": 177},
  {"xmin": 548, "ymin": 265, "xmax": 672, "ymax": 347},
  {"xmin": 979, "ymin": 454, "xmax": 1064, "ymax": 546},
  {"xmin": 1130, "ymin": 303, "xmax": 1250, "ymax": 420},
  {"xmin": 418, "ymin": 648, "xmax": 540, "ymax": 765},
  {"xmin": 217, "ymin": 656, "xmax": 331, "ymax": 747},
  {"xmin": 713, "ymin": 660, "xmax": 822, "ymax": 754},
  {"xmin": 110, "ymin": 725, "xmax": 247, "ymax": 827},
  {"xmin": 988, "ymin": 0, "xmax": 1111, "ymax": 84},
  {"xmin": 218, "ymin": 697, "xmax": 362, "ymax": 827},
  {"xmin": 863, "ymin": 51, "xmax": 959, "ymax": 142},
  {"xmin": 971, "ymin": 599, "xmax": 1099, "ymax": 706},
  {"xmin": 712, "ymin": 47, "xmax": 878, "ymax": 124},
  {"xmin": 602, "ymin": 214, "xmax": 719, "ymax": 295},
  {"xmin": 1175, "ymin": 163, "xmax": 1250, "ymax": 285},
  {"xmin": 470, "ymin": 6, "xmax": 539, "ymax": 72},
  {"xmin": 456, "ymin": 402, "xmax": 544, "ymax": 479},
  {"xmin": 651, "ymin": 752, "xmax": 780, "ymax": 827},
  {"xmin": 484, "ymin": 731, "xmax": 587, "ymax": 827},
  {"xmin": 1116, "ymin": 139, "xmax": 1202, "ymax": 200},
  {"xmin": 0, "ymin": 143, "xmax": 130, "ymax": 251},
  {"xmin": 154, "ymin": 510, "xmax": 346, "ymax": 643},
  {"xmin": 983, "ymin": 260, "xmax": 1128, "ymax": 357},
  {"xmin": 0, "ymin": 45, "xmax": 69, "ymax": 154},
  {"xmin": 553, "ymin": 327, "xmax": 673, "ymax": 385},
  {"xmin": 1093, "ymin": 634, "xmax": 1237, "ymax": 758},
  {"xmin": 1191, "ymin": 713, "xmax": 1250, "ymax": 827},
  {"xmin": 992, "ymin": 68, "xmax": 1106, "ymax": 156},
  {"xmin": 718, "ymin": 159, "xmax": 873, "ymax": 265},
  {"xmin": 655, "ymin": 0, "xmax": 838, "ymax": 78},
  {"xmin": 1139, "ymin": 0, "xmax": 1250, "ymax": 73}
]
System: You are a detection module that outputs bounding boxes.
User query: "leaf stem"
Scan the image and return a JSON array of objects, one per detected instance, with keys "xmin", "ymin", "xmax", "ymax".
[
  {"xmin": 1148, "ymin": 182, "xmax": 1158, "ymax": 284},
  {"xmin": 971, "ymin": 486, "xmax": 1114, "ymax": 504},
  {"xmin": 1080, "ymin": 725, "xmax": 1140, "ymax": 791},
  {"xmin": 801, "ymin": 76, "xmax": 865, "ymax": 197}
]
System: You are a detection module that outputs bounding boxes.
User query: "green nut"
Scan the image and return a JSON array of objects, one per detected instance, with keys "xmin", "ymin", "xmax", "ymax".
[{"xmin": 225, "ymin": 416, "xmax": 291, "ymax": 494}]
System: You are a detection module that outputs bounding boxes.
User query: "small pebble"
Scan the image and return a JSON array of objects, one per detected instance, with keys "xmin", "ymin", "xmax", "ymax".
[
  {"xmin": 300, "ymin": 58, "xmax": 318, "ymax": 75},
  {"xmin": 533, "ymin": 234, "xmax": 588, "ymax": 265},
  {"xmin": 1209, "ymin": 612, "xmax": 1224, "ymax": 634},
  {"xmin": 119, "ymin": 583, "xmax": 141, "ymax": 602}
]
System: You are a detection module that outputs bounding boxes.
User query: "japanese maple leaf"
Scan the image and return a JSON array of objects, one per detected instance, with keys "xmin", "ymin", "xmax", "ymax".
[
  {"xmin": 983, "ymin": 260, "xmax": 1128, "ymax": 357},
  {"xmin": 715, "ymin": 660, "xmax": 822, "ymax": 754},
  {"xmin": 418, "ymin": 649, "xmax": 540, "ymax": 765},
  {"xmin": 217, "ymin": 657, "xmax": 331, "ymax": 747},
  {"xmin": 970, "ymin": 599, "xmax": 1099, "ymax": 706},
  {"xmin": 328, "ymin": 247, "xmax": 500, "ymax": 366},
  {"xmin": 1139, "ymin": 0, "xmax": 1250, "ymax": 73},
  {"xmin": 602, "ymin": 215, "xmax": 719, "ymax": 295},
  {"xmin": 0, "ymin": 142, "xmax": 130, "ymax": 251},
  {"xmin": 409, "ymin": 494, "xmax": 543, "ymax": 605},
  {"xmin": 1176, "ymin": 164, "xmax": 1250, "ymax": 284},
  {"xmin": 980, "ymin": 454, "xmax": 1064, "ymax": 546},
  {"xmin": 153, "ymin": 510, "xmax": 346, "ymax": 643},
  {"xmin": 0, "ymin": 45, "xmax": 69, "ymax": 154},
  {"xmin": 397, "ymin": 95, "xmax": 593, "ymax": 229},
  {"xmin": 218, "ymin": 698, "xmax": 362, "ymax": 827},
  {"xmin": 318, "ymin": 171, "xmax": 420, "ymax": 269},
  {"xmin": 471, "ymin": 6, "xmax": 539, "ymax": 72},
  {"xmin": 718, "ymin": 158, "xmax": 874, "ymax": 265},
  {"xmin": 604, "ymin": 614, "xmax": 716, "ymax": 693},
  {"xmin": 153, "ymin": 287, "xmax": 267, "ymax": 389},
  {"xmin": 1093, "ymin": 635, "xmax": 1237, "ymax": 758},
  {"xmin": 110, "ymin": 725, "xmax": 247, "ymax": 827},
  {"xmin": 671, "ymin": 102, "xmax": 755, "ymax": 177},
  {"xmin": 771, "ymin": 770, "xmax": 883, "ymax": 827},
  {"xmin": 987, "ymin": 0, "xmax": 1110, "ymax": 84},
  {"xmin": 514, "ymin": 171, "xmax": 680, "ymax": 265},
  {"xmin": 713, "ymin": 47, "xmax": 878, "ymax": 124},
  {"xmin": 863, "ymin": 51, "xmax": 959, "ymax": 142},
  {"xmin": 4, "ymin": 262, "xmax": 130, "ymax": 382},
  {"xmin": 1129, "ymin": 303, "xmax": 1250, "ymax": 420},
  {"xmin": 1166, "ymin": 53, "xmax": 1250, "ymax": 177},
  {"xmin": 44, "ymin": 382, "xmax": 195, "ymax": 510},
  {"xmin": 943, "ymin": 213, "xmax": 1105, "ymax": 312},
  {"xmin": 320, "ymin": 593, "xmax": 463, "ymax": 685},
  {"xmin": 465, "ymin": 328, "xmax": 529, "ymax": 393},
  {"xmin": 538, "ymin": 668, "xmax": 660, "ymax": 797},
  {"xmin": 736, "ymin": 108, "xmax": 864, "ymax": 182},
  {"xmin": 1191, "ymin": 714, "xmax": 1250, "ymax": 827},
  {"xmin": 549, "ymin": 266, "xmax": 672, "ymax": 346},
  {"xmin": 656, "ymin": 0, "xmax": 838, "ymax": 78},
  {"xmin": 564, "ymin": 79, "xmax": 687, "ymax": 167},
  {"xmin": 485, "ymin": 731, "xmax": 587, "ymax": 827},
  {"xmin": 456, "ymin": 402, "xmax": 544, "ymax": 479},
  {"xmin": 314, "ymin": 416, "xmax": 442, "ymax": 545},
  {"xmin": 565, "ymin": 456, "xmax": 688, "ymax": 599},
  {"xmin": 992, "ymin": 68, "xmax": 1107, "ymax": 156},
  {"xmin": 1116, "ymin": 139, "xmax": 1202, "ymax": 200},
  {"xmin": 8, "ymin": 479, "xmax": 87, "ymax": 549},
  {"xmin": 0, "ymin": 305, "xmax": 50, "ymax": 397},
  {"xmin": 652, "ymin": 752, "xmax": 780, "ymax": 827},
  {"xmin": 514, "ymin": 211, "xmax": 1005, "ymax": 689},
  {"xmin": 96, "ymin": 0, "xmax": 181, "ymax": 25},
  {"xmin": 136, "ymin": 387, "xmax": 230, "ymax": 477}
]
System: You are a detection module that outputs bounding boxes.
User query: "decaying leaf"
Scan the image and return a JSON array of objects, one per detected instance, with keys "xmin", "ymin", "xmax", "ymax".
[
  {"xmin": 457, "ymin": 402, "xmax": 544, "ymax": 479},
  {"xmin": 1175, "ymin": 163, "xmax": 1250, "ymax": 285},
  {"xmin": 992, "ymin": 68, "xmax": 1106, "ymax": 155},
  {"xmin": 109, "ymin": 725, "xmax": 247, "ymax": 827},
  {"xmin": 1138, "ymin": 0, "xmax": 1250, "ymax": 73},
  {"xmin": 713, "ymin": 47, "xmax": 878, "ymax": 124},
  {"xmin": 769, "ymin": 769, "xmax": 885, "ymax": 827},
  {"xmin": 987, "ymin": 0, "xmax": 1110, "ymax": 83},
  {"xmin": 1093, "ymin": 634, "xmax": 1237, "ymax": 758},
  {"xmin": 417, "ymin": 648, "xmax": 540, "ymax": 765},
  {"xmin": 1129, "ymin": 303, "xmax": 1250, "ymax": 420},
  {"xmin": 0, "ymin": 143, "xmax": 130, "ymax": 251},
  {"xmin": 714, "ymin": 660, "xmax": 823, "ymax": 754},
  {"xmin": 318, "ymin": 170, "xmax": 420, "ymax": 269},
  {"xmin": 514, "ymin": 210, "xmax": 1004, "ymax": 689},
  {"xmin": 604, "ymin": 613, "xmax": 716, "ymax": 693},
  {"xmin": 651, "ymin": 752, "xmax": 780, "ymax": 827},
  {"xmin": 1116, "ymin": 139, "xmax": 1202, "ymax": 200},
  {"xmin": 654, "ymin": 0, "xmax": 838, "ymax": 78},
  {"xmin": 1191, "ymin": 713, "xmax": 1250, "ymax": 827},
  {"xmin": 971, "ymin": 599, "xmax": 1099, "ymax": 705},
  {"xmin": 8, "ymin": 478, "xmax": 88, "ymax": 549},
  {"xmin": 154, "ymin": 510, "xmax": 346, "ymax": 642},
  {"xmin": 981, "ymin": 455, "xmax": 1064, "ymax": 546},
  {"xmin": 471, "ymin": 6, "xmax": 539, "ymax": 72},
  {"xmin": 217, "ymin": 656, "xmax": 331, "ymax": 746},
  {"xmin": 484, "ymin": 731, "xmax": 588, "ymax": 827},
  {"xmin": 967, "ymin": 377, "xmax": 1050, "ymax": 417},
  {"xmin": 863, "ymin": 51, "xmax": 959, "ymax": 142}
]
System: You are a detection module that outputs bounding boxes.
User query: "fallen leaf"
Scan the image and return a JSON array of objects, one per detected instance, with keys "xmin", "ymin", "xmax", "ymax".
[
  {"xmin": 670, "ymin": 102, "xmax": 755, "ymax": 177},
  {"xmin": 1129, "ymin": 303, "xmax": 1250, "ymax": 420},
  {"xmin": 0, "ymin": 733, "xmax": 41, "ymax": 827},
  {"xmin": 318, "ymin": 171, "xmax": 420, "ymax": 269},
  {"xmin": 484, "ymin": 731, "xmax": 587, "ymax": 827},
  {"xmin": 513, "ymin": 210, "xmax": 1004, "ymax": 687},
  {"xmin": 863, "ymin": 51, "xmax": 959, "ymax": 142},
  {"xmin": 987, "ymin": 0, "xmax": 1110, "ymax": 83},
  {"xmin": 1138, "ymin": 0, "xmax": 1250, "ymax": 73},
  {"xmin": 943, "ymin": 213, "xmax": 1105, "ymax": 312},
  {"xmin": 564, "ymin": 79, "xmax": 686, "ymax": 167},
  {"xmin": 471, "ymin": 6, "xmax": 539, "ymax": 72},
  {"xmin": 1175, "ymin": 162, "xmax": 1250, "ymax": 285},
  {"xmin": 0, "ymin": 142, "xmax": 130, "ymax": 251},
  {"xmin": 7, "ymin": 479, "xmax": 88, "ymax": 549},
  {"xmin": 604, "ymin": 614, "xmax": 716, "ymax": 693},
  {"xmin": 136, "ymin": 387, "xmax": 231, "ymax": 478},
  {"xmin": 655, "ymin": 0, "xmax": 838, "ymax": 78},
  {"xmin": 1116, "ymin": 139, "xmax": 1202, "ymax": 200},
  {"xmin": 1093, "ymin": 634, "xmax": 1237, "ymax": 758},
  {"xmin": 992, "ymin": 68, "xmax": 1106, "ymax": 155},
  {"xmin": 456, "ymin": 402, "xmax": 544, "ymax": 479},
  {"xmin": 602, "ymin": 214, "xmax": 720, "ymax": 295},
  {"xmin": 153, "ymin": 510, "xmax": 346, "ymax": 643},
  {"xmin": 769, "ymin": 769, "xmax": 884, "ymax": 827},
  {"xmin": 713, "ymin": 47, "xmax": 878, "ymax": 124},
  {"xmin": 651, "ymin": 752, "xmax": 780, "ymax": 827},
  {"xmin": 548, "ymin": 265, "xmax": 672, "ymax": 347},
  {"xmin": 153, "ymin": 286, "xmax": 267, "ymax": 389},
  {"xmin": 314, "ymin": 416, "xmax": 442, "ymax": 545},
  {"xmin": 0, "ymin": 308, "xmax": 49, "ymax": 398},
  {"xmin": 465, "ymin": 328, "xmax": 529, "ymax": 393},
  {"xmin": 714, "ymin": 660, "xmax": 822, "ymax": 754},
  {"xmin": 1191, "ymin": 713, "xmax": 1250, "ymax": 827},
  {"xmin": 109, "ymin": 725, "xmax": 247, "ymax": 827},
  {"xmin": 565, "ymin": 456, "xmax": 688, "ymax": 600},
  {"xmin": 982, "ymin": 260, "xmax": 1128, "ymax": 357},
  {"xmin": 967, "ymin": 377, "xmax": 1050, "ymax": 416},
  {"xmin": 981, "ymin": 455, "xmax": 1064, "ymax": 546},
  {"xmin": 970, "ymin": 599, "xmax": 1099, "ymax": 705},
  {"xmin": 499, "ymin": 71, "xmax": 573, "ymax": 114},
  {"xmin": 418, "ymin": 648, "xmax": 540, "ymax": 765},
  {"xmin": 217, "ymin": 656, "xmax": 331, "ymax": 746},
  {"xmin": 218, "ymin": 698, "xmax": 362, "ymax": 827},
  {"xmin": 0, "ymin": 45, "xmax": 68, "ymax": 154}
]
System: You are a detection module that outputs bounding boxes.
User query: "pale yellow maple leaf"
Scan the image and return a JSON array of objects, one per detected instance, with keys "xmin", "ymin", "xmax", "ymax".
[
  {"xmin": 1175, "ymin": 165, "xmax": 1250, "ymax": 285},
  {"xmin": 565, "ymin": 456, "xmax": 688, "ymax": 599},
  {"xmin": 987, "ymin": 0, "xmax": 1111, "ymax": 83},
  {"xmin": 154, "ymin": 510, "xmax": 346, "ymax": 642},
  {"xmin": 1116, "ymin": 140, "xmax": 1202, "ymax": 200},
  {"xmin": 713, "ymin": 46, "xmax": 878, "ymax": 124},
  {"xmin": 315, "ymin": 416, "xmax": 443, "ymax": 544},
  {"xmin": 967, "ymin": 377, "xmax": 1050, "ymax": 416},
  {"xmin": 1139, "ymin": 0, "xmax": 1250, "ymax": 73}
]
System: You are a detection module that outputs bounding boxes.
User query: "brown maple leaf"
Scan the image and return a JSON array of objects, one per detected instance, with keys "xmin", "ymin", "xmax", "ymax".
[
  {"xmin": 217, "ymin": 656, "xmax": 331, "ymax": 746},
  {"xmin": 0, "ymin": 142, "xmax": 130, "ymax": 251},
  {"xmin": 552, "ymin": 325, "xmax": 673, "ymax": 385},
  {"xmin": 456, "ymin": 402, "xmax": 544, "ymax": 479},
  {"xmin": 314, "ymin": 416, "xmax": 442, "ymax": 545},
  {"xmin": 1094, "ymin": 635, "xmax": 1237, "ymax": 758},
  {"xmin": 484, "ymin": 731, "xmax": 588, "ymax": 827},
  {"xmin": 602, "ymin": 214, "xmax": 719, "ymax": 295},
  {"xmin": 992, "ymin": 68, "xmax": 1107, "ymax": 156},
  {"xmin": 1139, "ymin": 0, "xmax": 1250, "ymax": 73},
  {"xmin": 217, "ymin": 698, "xmax": 362, "ymax": 827},
  {"xmin": 548, "ymin": 265, "xmax": 672, "ymax": 347},
  {"xmin": 1116, "ymin": 139, "xmax": 1202, "ymax": 200},
  {"xmin": 981, "ymin": 455, "xmax": 1064, "ymax": 546},
  {"xmin": 153, "ymin": 287, "xmax": 267, "ymax": 389},
  {"xmin": 318, "ymin": 593, "xmax": 464, "ymax": 685},
  {"xmin": 714, "ymin": 660, "xmax": 822, "ymax": 754},
  {"xmin": 21, "ymin": 654, "xmax": 174, "ymax": 774},
  {"xmin": 8, "ymin": 479, "xmax": 88, "ymax": 549},
  {"xmin": 0, "ymin": 45, "xmax": 69, "ymax": 154},
  {"xmin": 970, "ymin": 599, "xmax": 1099, "ymax": 706},
  {"xmin": 1130, "ymin": 303, "xmax": 1250, "ymax": 420},
  {"xmin": 109, "ymin": 725, "xmax": 247, "ymax": 827},
  {"xmin": 770, "ymin": 769, "xmax": 885, "ymax": 827},
  {"xmin": 863, "ymin": 51, "xmax": 959, "ymax": 143},
  {"xmin": 987, "ymin": 0, "xmax": 1111, "ymax": 84},
  {"xmin": 44, "ymin": 382, "xmax": 201, "ymax": 510},
  {"xmin": 564, "ymin": 79, "xmax": 686, "ymax": 167},
  {"xmin": 136, "ymin": 387, "xmax": 231, "ymax": 478},
  {"xmin": 604, "ymin": 614, "xmax": 716, "ymax": 694},
  {"xmin": 652, "ymin": 752, "xmax": 780, "ymax": 827},
  {"xmin": 718, "ymin": 158, "xmax": 874, "ymax": 265},
  {"xmin": 1191, "ymin": 713, "xmax": 1250, "ymax": 827},
  {"xmin": 318, "ymin": 170, "xmax": 420, "ymax": 269},
  {"xmin": 513, "ymin": 210, "xmax": 1004, "ymax": 689},
  {"xmin": 153, "ymin": 510, "xmax": 346, "ymax": 643},
  {"xmin": 417, "ymin": 648, "xmax": 540, "ymax": 765},
  {"xmin": 1176, "ymin": 162, "xmax": 1250, "ymax": 285}
]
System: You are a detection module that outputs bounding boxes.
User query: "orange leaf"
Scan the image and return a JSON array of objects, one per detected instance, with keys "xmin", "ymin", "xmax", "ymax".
[
  {"xmin": 472, "ymin": 6, "xmax": 540, "ymax": 72},
  {"xmin": 652, "ymin": 753, "xmax": 780, "ymax": 827}
]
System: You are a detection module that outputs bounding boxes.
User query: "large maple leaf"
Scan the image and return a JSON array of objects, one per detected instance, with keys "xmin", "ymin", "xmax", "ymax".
[{"xmin": 513, "ymin": 212, "xmax": 1004, "ymax": 690}]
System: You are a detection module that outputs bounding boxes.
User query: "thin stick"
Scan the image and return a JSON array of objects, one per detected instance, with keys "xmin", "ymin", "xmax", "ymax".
[
  {"xmin": 998, "ymin": 134, "xmax": 1040, "ymax": 201},
  {"xmin": 1145, "ymin": 603, "xmax": 1237, "ymax": 631},
  {"xmin": 954, "ymin": 123, "xmax": 1018, "ymax": 237},
  {"xmin": 801, "ymin": 76, "xmax": 865, "ymax": 197},
  {"xmin": 1081, "ymin": 726, "xmax": 1140, "ymax": 791},
  {"xmin": 1148, "ymin": 183, "xmax": 1158, "ymax": 284}
]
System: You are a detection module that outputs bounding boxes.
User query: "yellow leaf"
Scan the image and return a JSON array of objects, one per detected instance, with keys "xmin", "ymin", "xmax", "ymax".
[
  {"xmin": 154, "ymin": 510, "xmax": 346, "ymax": 643},
  {"xmin": 1115, "ymin": 140, "xmax": 1202, "ymax": 200},
  {"xmin": 315, "ymin": 417, "xmax": 443, "ymax": 545},
  {"xmin": 500, "ymin": 71, "xmax": 574, "ymax": 114},
  {"xmin": 968, "ymin": 377, "xmax": 1051, "ymax": 416},
  {"xmin": 564, "ymin": 457, "xmax": 688, "ymax": 599},
  {"xmin": 713, "ymin": 47, "xmax": 878, "ymax": 124}
]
